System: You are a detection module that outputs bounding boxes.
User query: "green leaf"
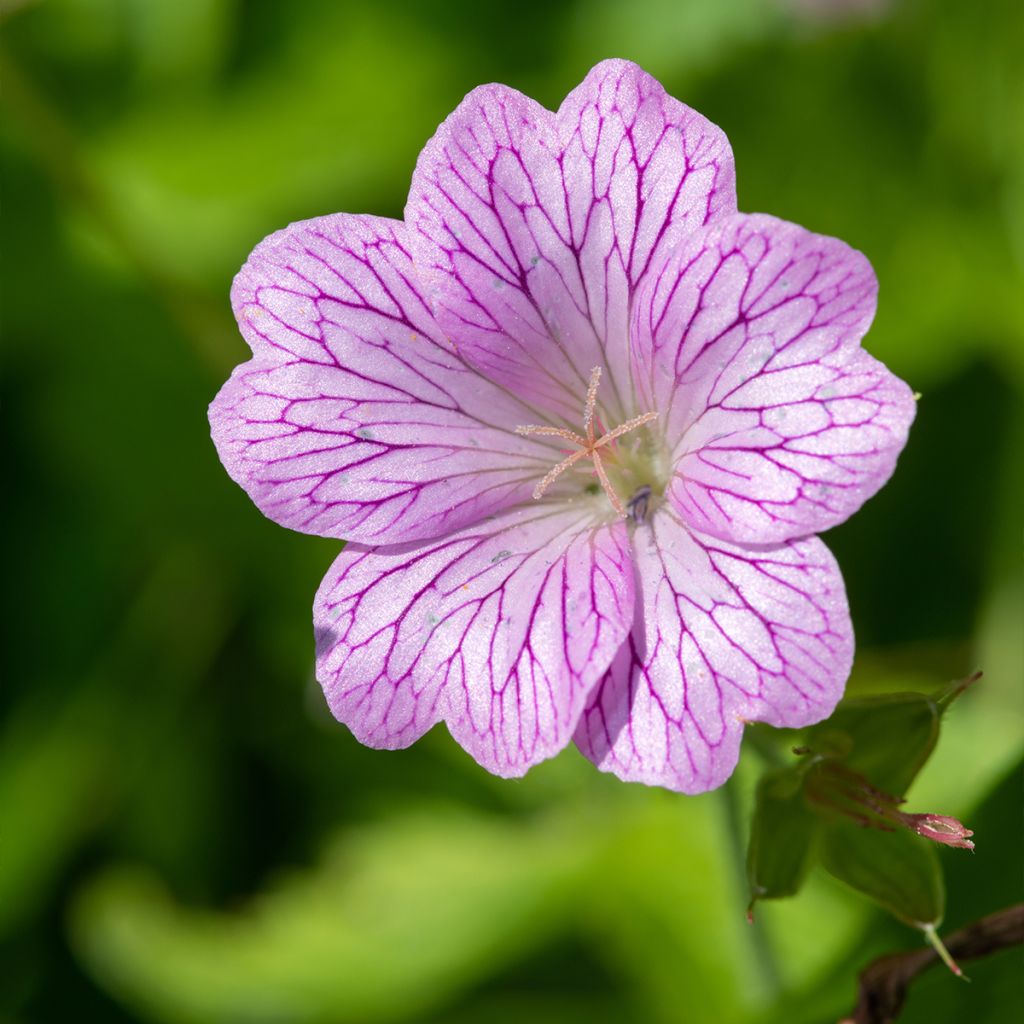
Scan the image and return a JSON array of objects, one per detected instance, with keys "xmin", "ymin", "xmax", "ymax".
[
  {"xmin": 806, "ymin": 693, "xmax": 940, "ymax": 796},
  {"xmin": 72, "ymin": 809, "xmax": 593, "ymax": 1024},
  {"xmin": 820, "ymin": 823, "xmax": 945, "ymax": 930},
  {"xmin": 747, "ymin": 768, "xmax": 821, "ymax": 910}
]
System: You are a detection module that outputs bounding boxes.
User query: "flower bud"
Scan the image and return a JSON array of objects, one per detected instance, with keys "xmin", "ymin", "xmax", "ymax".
[{"xmin": 902, "ymin": 813, "xmax": 975, "ymax": 851}]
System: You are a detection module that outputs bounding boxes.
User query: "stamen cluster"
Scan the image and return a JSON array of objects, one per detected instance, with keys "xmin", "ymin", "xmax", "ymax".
[{"xmin": 515, "ymin": 367, "xmax": 657, "ymax": 517}]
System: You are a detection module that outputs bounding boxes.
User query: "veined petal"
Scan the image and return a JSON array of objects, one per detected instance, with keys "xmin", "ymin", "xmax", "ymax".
[
  {"xmin": 210, "ymin": 214, "xmax": 552, "ymax": 546},
  {"xmin": 407, "ymin": 59, "xmax": 736, "ymax": 425},
  {"xmin": 315, "ymin": 506, "xmax": 635, "ymax": 776},
  {"xmin": 575, "ymin": 510, "xmax": 852, "ymax": 794},
  {"xmin": 633, "ymin": 213, "xmax": 915, "ymax": 544}
]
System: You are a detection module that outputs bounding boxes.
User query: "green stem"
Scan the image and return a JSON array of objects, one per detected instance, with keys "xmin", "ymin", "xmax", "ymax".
[
  {"xmin": 720, "ymin": 775, "xmax": 783, "ymax": 997},
  {"xmin": 923, "ymin": 923, "xmax": 968, "ymax": 979}
]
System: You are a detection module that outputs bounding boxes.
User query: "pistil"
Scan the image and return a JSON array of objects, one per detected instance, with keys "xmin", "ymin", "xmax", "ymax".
[{"xmin": 515, "ymin": 367, "xmax": 658, "ymax": 517}]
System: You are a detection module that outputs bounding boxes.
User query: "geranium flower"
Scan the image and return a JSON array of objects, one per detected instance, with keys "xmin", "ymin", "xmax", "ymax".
[{"xmin": 210, "ymin": 60, "xmax": 915, "ymax": 792}]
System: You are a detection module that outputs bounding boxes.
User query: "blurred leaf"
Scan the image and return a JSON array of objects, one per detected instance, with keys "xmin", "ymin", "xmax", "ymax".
[
  {"xmin": 568, "ymin": 0, "xmax": 783, "ymax": 85},
  {"xmin": 0, "ymin": 551, "xmax": 231, "ymax": 938},
  {"xmin": 820, "ymin": 824, "xmax": 945, "ymax": 931},
  {"xmin": 81, "ymin": 6, "xmax": 459, "ymax": 287},
  {"xmin": 17, "ymin": 0, "xmax": 233, "ymax": 86},
  {"xmin": 747, "ymin": 767, "xmax": 821, "ymax": 910},
  {"xmin": 121, "ymin": 0, "xmax": 234, "ymax": 88},
  {"xmin": 419, "ymin": 990, "xmax": 625, "ymax": 1024},
  {"xmin": 750, "ymin": 869, "xmax": 871, "ymax": 1021},
  {"xmin": 806, "ymin": 693, "xmax": 940, "ymax": 797},
  {"xmin": 72, "ymin": 809, "xmax": 593, "ymax": 1024},
  {"xmin": 0, "ymin": 693, "xmax": 114, "ymax": 936},
  {"xmin": 586, "ymin": 792, "xmax": 773, "ymax": 1024}
]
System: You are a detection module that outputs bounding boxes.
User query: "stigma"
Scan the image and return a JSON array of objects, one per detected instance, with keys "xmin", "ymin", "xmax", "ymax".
[{"xmin": 515, "ymin": 367, "xmax": 658, "ymax": 518}]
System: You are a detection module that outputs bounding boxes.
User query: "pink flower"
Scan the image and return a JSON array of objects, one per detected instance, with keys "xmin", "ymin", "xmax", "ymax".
[{"xmin": 210, "ymin": 60, "xmax": 915, "ymax": 793}]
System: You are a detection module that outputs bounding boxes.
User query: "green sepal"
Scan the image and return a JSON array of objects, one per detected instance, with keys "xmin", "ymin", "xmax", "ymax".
[
  {"xmin": 804, "ymin": 692, "xmax": 940, "ymax": 796},
  {"xmin": 746, "ymin": 766, "xmax": 822, "ymax": 913},
  {"xmin": 933, "ymin": 670, "xmax": 983, "ymax": 715},
  {"xmin": 820, "ymin": 822, "xmax": 945, "ymax": 930}
]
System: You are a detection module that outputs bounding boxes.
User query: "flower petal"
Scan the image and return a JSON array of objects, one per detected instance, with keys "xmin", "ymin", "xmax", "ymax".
[
  {"xmin": 315, "ymin": 505, "xmax": 635, "ymax": 776},
  {"xmin": 407, "ymin": 59, "xmax": 736, "ymax": 425},
  {"xmin": 575, "ymin": 509, "xmax": 852, "ymax": 793},
  {"xmin": 633, "ymin": 213, "xmax": 916, "ymax": 543},
  {"xmin": 210, "ymin": 214, "xmax": 554, "ymax": 545}
]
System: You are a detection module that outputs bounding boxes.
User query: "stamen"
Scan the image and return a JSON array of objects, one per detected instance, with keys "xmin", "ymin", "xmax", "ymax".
[
  {"xmin": 591, "ymin": 451, "xmax": 626, "ymax": 517},
  {"xmin": 514, "ymin": 366, "xmax": 658, "ymax": 518},
  {"xmin": 515, "ymin": 424, "xmax": 587, "ymax": 447},
  {"xmin": 592, "ymin": 411, "xmax": 659, "ymax": 450},
  {"xmin": 583, "ymin": 366, "xmax": 602, "ymax": 442},
  {"xmin": 532, "ymin": 448, "xmax": 590, "ymax": 499}
]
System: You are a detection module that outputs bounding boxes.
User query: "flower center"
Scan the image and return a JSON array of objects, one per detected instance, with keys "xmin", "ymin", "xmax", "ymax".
[{"xmin": 515, "ymin": 367, "xmax": 660, "ymax": 520}]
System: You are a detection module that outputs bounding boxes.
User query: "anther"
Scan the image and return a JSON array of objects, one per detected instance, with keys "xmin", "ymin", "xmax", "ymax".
[{"xmin": 626, "ymin": 485, "xmax": 652, "ymax": 524}]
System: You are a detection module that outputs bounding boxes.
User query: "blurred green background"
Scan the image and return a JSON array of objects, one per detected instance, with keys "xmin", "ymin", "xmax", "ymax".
[{"xmin": 2, "ymin": 1, "xmax": 1022, "ymax": 1021}]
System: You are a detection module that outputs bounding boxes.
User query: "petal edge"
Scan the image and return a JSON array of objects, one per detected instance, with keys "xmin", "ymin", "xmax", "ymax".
[
  {"xmin": 316, "ymin": 505, "xmax": 636, "ymax": 775},
  {"xmin": 211, "ymin": 213, "xmax": 551, "ymax": 545},
  {"xmin": 576, "ymin": 513, "xmax": 852, "ymax": 793}
]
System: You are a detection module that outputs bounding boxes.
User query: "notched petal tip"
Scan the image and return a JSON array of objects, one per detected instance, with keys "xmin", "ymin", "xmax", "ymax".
[
  {"xmin": 214, "ymin": 215, "xmax": 550, "ymax": 546},
  {"xmin": 406, "ymin": 58, "xmax": 737, "ymax": 424},
  {"xmin": 635, "ymin": 211, "xmax": 914, "ymax": 545},
  {"xmin": 316, "ymin": 507, "xmax": 636, "ymax": 777},
  {"xmin": 576, "ymin": 517, "xmax": 852, "ymax": 794}
]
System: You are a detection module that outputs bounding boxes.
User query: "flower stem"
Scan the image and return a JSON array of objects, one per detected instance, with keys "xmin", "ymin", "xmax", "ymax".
[
  {"xmin": 923, "ymin": 923, "xmax": 967, "ymax": 979},
  {"xmin": 720, "ymin": 775, "xmax": 783, "ymax": 996}
]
